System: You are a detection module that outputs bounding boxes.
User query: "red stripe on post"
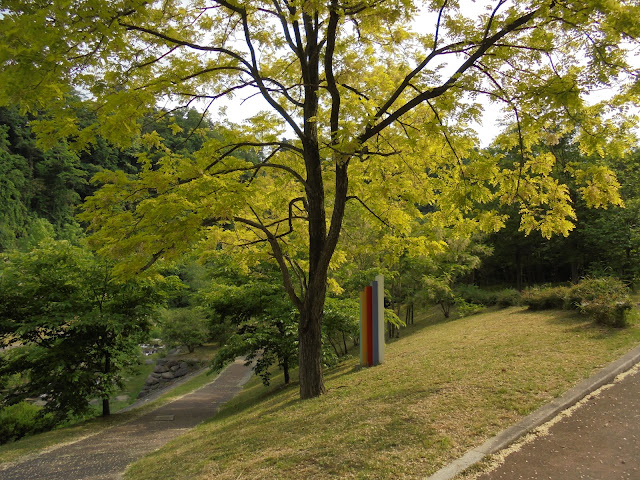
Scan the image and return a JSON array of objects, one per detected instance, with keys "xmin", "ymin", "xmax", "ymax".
[{"xmin": 365, "ymin": 285, "xmax": 373, "ymax": 367}]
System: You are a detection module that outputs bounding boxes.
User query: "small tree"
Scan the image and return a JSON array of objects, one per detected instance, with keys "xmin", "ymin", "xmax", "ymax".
[
  {"xmin": 205, "ymin": 263, "xmax": 299, "ymax": 386},
  {"xmin": 422, "ymin": 236, "xmax": 490, "ymax": 318},
  {"xmin": 322, "ymin": 297, "xmax": 360, "ymax": 357},
  {"xmin": 159, "ymin": 308, "xmax": 209, "ymax": 353},
  {"xmin": 0, "ymin": 240, "xmax": 174, "ymax": 418},
  {"xmin": 423, "ymin": 275, "xmax": 457, "ymax": 319}
]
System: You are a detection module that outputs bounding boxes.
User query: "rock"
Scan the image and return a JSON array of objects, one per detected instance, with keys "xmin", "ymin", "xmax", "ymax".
[
  {"xmin": 154, "ymin": 365, "xmax": 169, "ymax": 374},
  {"xmin": 170, "ymin": 364, "xmax": 180, "ymax": 372},
  {"xmin": 173, "ymin": 366, "xmax": 189, "ymax": 378},
  {"xmin": 156, "ymin": 358, "xmax": 168, "ymax": 366},
  {"xmin": 161, "ymin": 371, "xmax": 175, "ymax": 379},
  {"xmin": 115, "ymin": 395, "xmax": 129, "ymax": 402},
  {"xmin": 145, "ymin": 376, "xmax": 160, "ymax": 386},
  {"xmin": 137, "ymin": 391, "xmax": 147, "ymax": 399}
]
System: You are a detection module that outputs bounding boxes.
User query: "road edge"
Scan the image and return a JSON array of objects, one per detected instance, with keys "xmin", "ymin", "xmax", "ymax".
[{"xmin": 425, "ymin": 343, "xmax": 640, "ymax": 480}]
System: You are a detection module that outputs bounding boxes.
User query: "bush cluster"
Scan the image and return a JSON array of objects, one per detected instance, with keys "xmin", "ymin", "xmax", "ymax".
[
  {"xmin": 455, "ymin": 298, "xmax": 486, "ymax": 317},
  {"xmin": 0, "ymin": 402, "xmax": 56, "ymax": 445},
  {"xmin": 495, "ymin": 288, "xmax": 522, "ymax": 307},
  {"xmin": 569, "ymin": 278, "xmax": 633, "ymax": 327},
  {"xmin": 454, "ymin": 285, "xmax": 522, "ymax": 308},
  {"xmin": 521, "ymin": 285, "xmax": 571, "ymax": 311},
  {"xmin": 523, "ymin": 277, "xmax": 633, "ymax": 327}
]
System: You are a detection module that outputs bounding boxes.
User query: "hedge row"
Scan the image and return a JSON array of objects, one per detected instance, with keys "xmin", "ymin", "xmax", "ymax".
[{"xmin": 454, "ymin": 285, "xmax": 522, "ymax": 308}]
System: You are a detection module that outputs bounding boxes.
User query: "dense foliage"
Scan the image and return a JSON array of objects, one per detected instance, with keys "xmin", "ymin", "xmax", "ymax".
[
  {"xmin": 480, "ymin": 141, "xmax": 640, "ymax": 288},
  {"xmin": 159, "ymin": 308, "xmax": 210, "ymax": 354}
]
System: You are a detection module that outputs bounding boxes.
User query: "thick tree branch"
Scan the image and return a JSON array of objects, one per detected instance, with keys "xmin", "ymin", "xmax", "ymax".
[
  {"xmin": 231, "ymin": 216, "xmax": 303, "ymax": 310},
  {"xmin": 118, "ymin": 21, "xmax": 249, "ymax": 64},
  {"xmin": 271, "ymin": 0, "xmax": 301, "ymax": 55},
  {"xmin": 221, "ymin": 0, "xmax": 305, "ymax": 140},
  {"xmin": 325, "ymin": 1, "xmax": 341, "ymax": 144},
  {"xmin": 359, "ymin": 5, "xmax": 544, "ymax": 143}
]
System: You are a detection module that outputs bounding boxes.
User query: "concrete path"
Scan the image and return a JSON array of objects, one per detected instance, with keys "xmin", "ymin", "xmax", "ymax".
[{"xmin": 0, "ymin": 358, "xmax": 254, "ymax": 480}]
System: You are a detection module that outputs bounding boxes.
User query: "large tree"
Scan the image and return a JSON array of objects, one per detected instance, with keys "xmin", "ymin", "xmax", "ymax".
[{"xmin": 1, "ymin": 0, "xmax": 638, "ymax": 398}]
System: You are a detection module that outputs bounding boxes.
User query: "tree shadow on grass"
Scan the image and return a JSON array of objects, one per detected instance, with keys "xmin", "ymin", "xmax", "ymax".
[
  {"xmin": 211, "ymin": 373, "xmax": 302, "ymax": 423},
  {"xmin": 523, "ymin": 307, "xmax": 637, "ymax": 339}
]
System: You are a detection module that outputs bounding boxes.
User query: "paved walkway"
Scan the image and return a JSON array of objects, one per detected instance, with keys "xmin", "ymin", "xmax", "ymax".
[
  {"xmin": 473, "ymin": 363, "xmax": 640, "ymax": 480},
  {"xmin": 0, "ymin": 358, "xmax": 254, "ymax": 480}
]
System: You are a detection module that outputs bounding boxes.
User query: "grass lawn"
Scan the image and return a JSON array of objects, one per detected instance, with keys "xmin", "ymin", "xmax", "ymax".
[
  {"xmin": 0, "ymin": 344, "xmax": 220, "ymax": 466},
  {"xmin": 123, "ymin": 306, "xmax": 640, "ymax": 479}
]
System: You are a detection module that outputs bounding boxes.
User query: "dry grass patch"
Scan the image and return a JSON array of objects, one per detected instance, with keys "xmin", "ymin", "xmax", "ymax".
[{"xmin": 124, "ymin": 307, "xmax": 640, "ymax": 479}]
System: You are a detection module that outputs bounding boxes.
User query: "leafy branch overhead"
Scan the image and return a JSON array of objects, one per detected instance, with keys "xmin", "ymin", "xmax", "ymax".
[{"xmin": 1, "ymin": 0, "xmax": 638, "ymax": 398}]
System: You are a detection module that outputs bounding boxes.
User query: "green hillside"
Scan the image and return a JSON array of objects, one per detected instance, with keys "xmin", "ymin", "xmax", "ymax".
[{"xmin": 125, "ymin": 306, "xmax": 640, "ymax": 479}]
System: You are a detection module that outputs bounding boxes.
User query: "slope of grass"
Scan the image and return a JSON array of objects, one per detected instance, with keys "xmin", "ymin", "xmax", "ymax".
[{"xmin": 125, "ymin": 307, "xmax": 640, "ymax": 479}]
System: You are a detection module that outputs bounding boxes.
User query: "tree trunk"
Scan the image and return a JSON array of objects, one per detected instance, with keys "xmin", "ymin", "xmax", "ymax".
[
  {"xmin": 515, "ymin": 246, "xmax": 523, "ymax": 291},
  {"xmin": 283, "ymin": 357, "xmax": 290, "ymax": 385},
  {"xmin": 328, "ymin": 335, "xmax": 340, "ymax": 357},
  {"xmin": 298, "ymin": 298, "xmax": 326, "ymax": 399},
  {"xmin": 289, "ymin": 11, "xmax": 348, "ymax": 400},
  {"xmin": 102, "ymin": 353, "xmax": 111, "ymax": 417}
]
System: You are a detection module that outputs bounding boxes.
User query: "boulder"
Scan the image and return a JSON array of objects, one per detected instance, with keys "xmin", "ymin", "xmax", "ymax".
[{"xmin": 173, "ymin": 366, "xmax": 189, "ymax": 378}]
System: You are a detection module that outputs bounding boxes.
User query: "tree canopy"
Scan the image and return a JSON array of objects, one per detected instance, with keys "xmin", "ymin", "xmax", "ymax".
[{"xmin": 1, "ymin": 0, "xmax": 638, "ymax": 398}]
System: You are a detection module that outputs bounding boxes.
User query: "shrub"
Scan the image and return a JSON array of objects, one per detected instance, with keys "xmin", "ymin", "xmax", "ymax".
[
  {"xmin": 0, "ymin": 402, "xmax": 56, "ymax": 445},
  {"xmin": 495, "ymin": 288, "xmax": 522, "ymax": 307},
  {"xmin": 522, "ymin": 278, "xmax": 633, "ymax": 327},
  {"xmin": 454, "ymin": 284, "xmax": 497, "ymax": 306},
  {"xmin": 455, "ymin": 298, "xmax": 486, "ymax": 317},
  {"xmin": 568, "ymin": 277, "xmax": 633, "ymax": 327},
  {"xmin": 522, "ymin": 285, "xmax": 570, "ymax": 311}
]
